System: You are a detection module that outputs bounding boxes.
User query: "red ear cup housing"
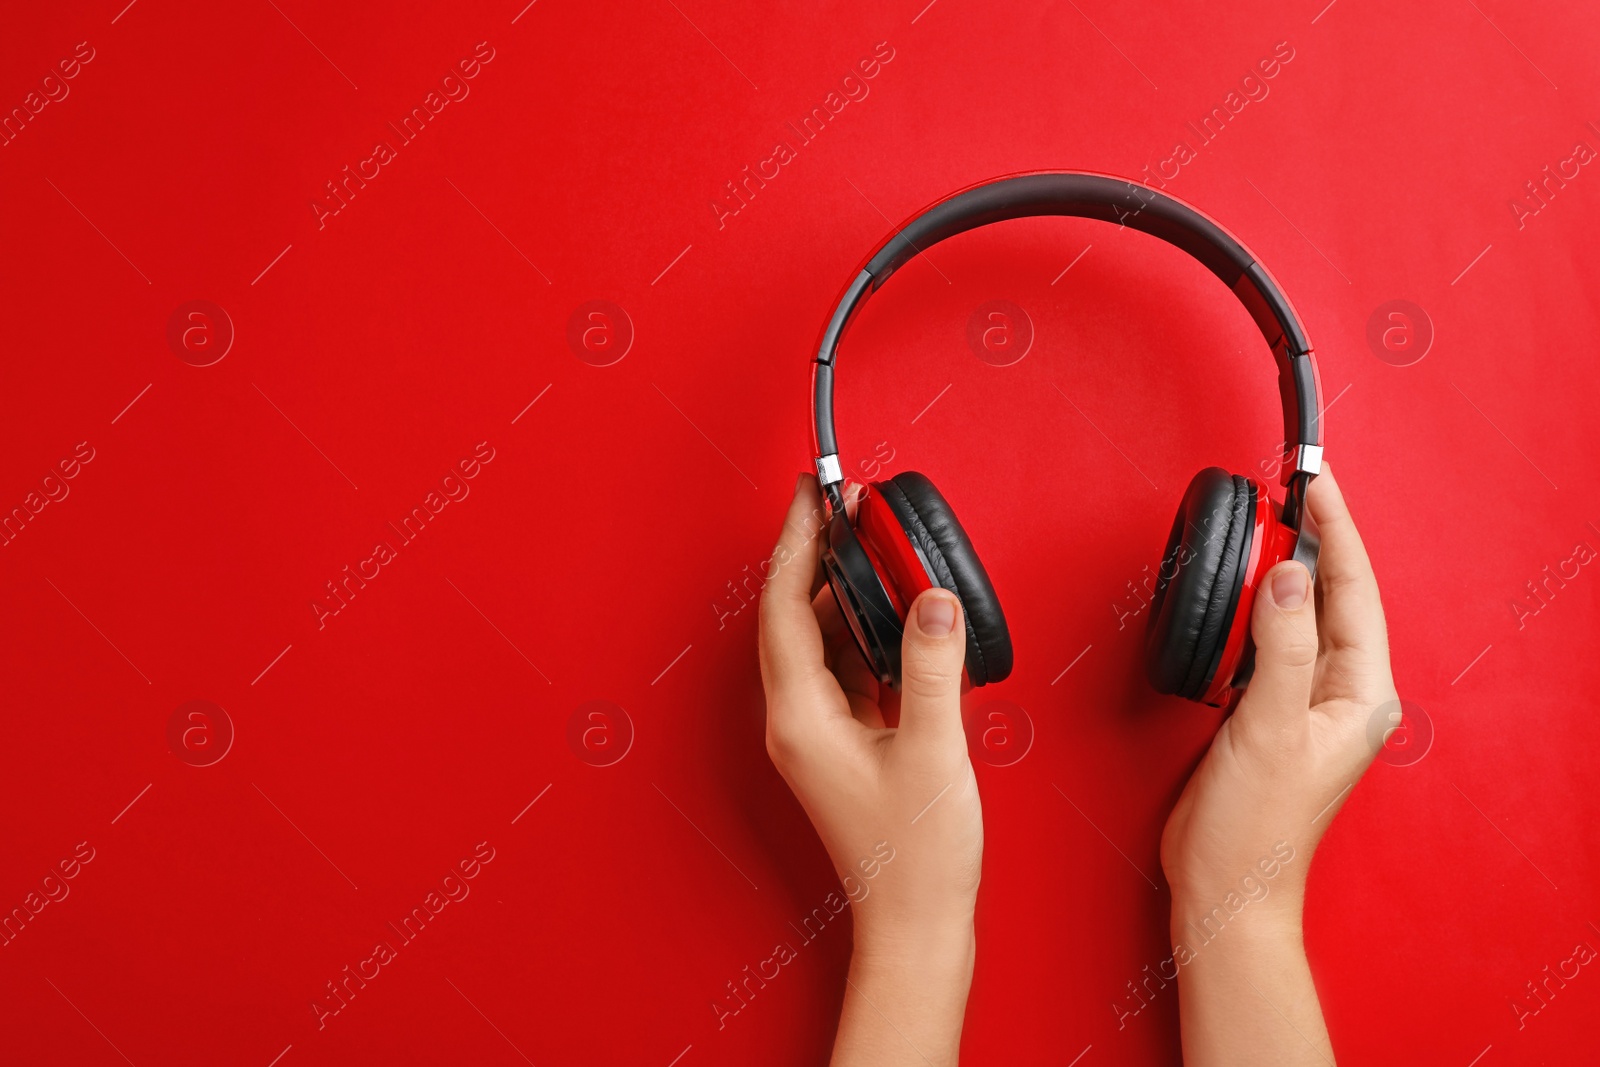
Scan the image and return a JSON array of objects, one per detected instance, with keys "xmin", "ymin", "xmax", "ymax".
[
  {"xmin": 874, "ymin": 473, "xmax": 1012, "ymax": 686},
  {"xmin": 821, "ymin": 472, "xmax": 1012, "ymax": 689},
  {"xmin": 1144, "ymin": 468, "xmax": 1299, "ymax": 706}
]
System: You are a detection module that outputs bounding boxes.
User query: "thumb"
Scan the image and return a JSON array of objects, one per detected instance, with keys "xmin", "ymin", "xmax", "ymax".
[
  {"xmin": 1237, "ymin": 560, "xmax": 1319, "ymax": 729},
  {"xmin": 897, "ymin": 589, "xmax": 967, "ymax": 737}
]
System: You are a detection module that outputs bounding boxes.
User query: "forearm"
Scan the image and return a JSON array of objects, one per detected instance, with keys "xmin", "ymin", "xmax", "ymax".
[
  {"xmin": 1170, "ymin": 901, "xmax": 1333, "ymax": 1067},
  {"xmin": 831, "ymin": 921, "xmax": 974, "ymax": 1067}
]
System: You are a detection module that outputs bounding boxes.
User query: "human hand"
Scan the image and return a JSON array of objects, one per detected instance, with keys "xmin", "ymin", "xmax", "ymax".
[
  {"xmin": 1159, "ymin": 464, "xmax": 1398, "ymax": 1066},
  {"xmin": 1161, "ymin": 464, "xmax": 1398, "ymax": 921},
  {"xmin": 759, "ymin": 473, "xmax": 980, "ymax": 1066}
]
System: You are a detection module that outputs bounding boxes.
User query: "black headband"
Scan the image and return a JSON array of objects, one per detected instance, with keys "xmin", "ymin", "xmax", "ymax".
[{"xmin": 811, "ymin": 171, "xmax": 1324, "ymax": 515}]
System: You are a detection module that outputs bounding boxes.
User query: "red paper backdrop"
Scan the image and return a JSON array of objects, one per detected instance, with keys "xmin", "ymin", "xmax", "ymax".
[{"xmin": 2, "ymin": 1, "xmax": 1598, "ymax": 1063}]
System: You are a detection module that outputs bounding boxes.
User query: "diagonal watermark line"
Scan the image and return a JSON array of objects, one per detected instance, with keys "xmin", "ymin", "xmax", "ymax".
[
  {"xmin": 111, "ymin": 383, "xmax": 152, "ymax": 424},
  {"xmin": 1066, "ymin": 1045, "xmax": 1093, "ymax": 1067},
  {"xmin": 661, "ymin": 0, "xmax": 759, "ymax": 90},
  {"xmin": 111, "ymin": 783, "xmax": 152, "ymax": 825},
  {"xmin": 1052, "ymin": 644, "xmax": 1093, "ymax": 684},
  {"xmin": 43, "ymin": 576, "xmax": 151, "ymax": 684},
  {"xmin": 1062, "ymin": 0, "xmax": 1158, "ymax": 90},
  {"xmin": 666, "ymin": 1045, "xmax": 693, "ymax": 1067},
  {"xmin": 1054, "ymin": 784, "xmax": 1160, "ymax": 890},
  {"xmin": 910, "ymin": 782, "xmax": 953, "ymax": 825},
  {"xmin": 266, "ymin": 1045, "xmax": 293, "ymax": 1067},
  {"xmin": 1452, "ymin": 782, "xmax": 1558, "ymax": 891},
  {"xmin": 1053, "ymin": 383, "xmax": 1158, "ymax": 490},
  {"xmin": 45, "ymin": 177, "xmax": 151, "ymax": 284},
  {"xmin": 252, "ymin": 644, "xmax": 294, "ymax": 686},
  {"xmin": 45, "ymin": 979, "xmax": 135, "ymax": 1066},
  {"xmin": 511, "ymin": 0, "xmax": 539, "ymax": 23},
  {"xmin": 1245, "ymin": 977, "xmax": 1334, "ymax": 1066},
  {"xmin": 264, "ymin": 0, "xmax": 358, "ymax": 89},
  {"xmin": 446, "ymin": 178, "xmax": 551, "ymax": 283},
  {"xmin": 1451, "ymin": 244, "xmax": 1493, "ymax": 285},
  {"xmin": 254, "ymin": 783, "xmax": 359, "ymax": 890},
  {"xmin": 654, "ymin": 783, "xmax": 759, "ymax": 890},
  {"xmin": 1451, "ymin": 644, "xmax": 1493, "ymax": 685},
  {"xmin": 1310, "ymin": 782, "xmax": 1352, "ymax": 825},
  {"xmin": 111, "ymin": 0, "xmax": 140, "ymax": 23},
  {"xmin": 1243, "ymin": 177, "xmax": 1351, "ymax": 284},
  {"xmin": 844, "ymin": 977, "xmax": 937, "ymax": 1067},
  {"xmin": 252, "ymin": 244, "xmax": 293, "ymax": 286},
  {"xmin": 511, "ymin": 383, "xmax": 553, "ymax": 424},
  {"xmin": 253, "ymin": 384, "xmax": 360, "ymax": 489},
  {"xmin": 1451, "ymin": 383, "xmax": 1558, "ymax": 489},
  {"xmin": 1323, "ymin": 381, "xmax": 1354, "ymax": 414},
  {"xmin": 445, "ymin": 978, "xmax": 536, "ymax": 1065},
  {"xmin": 652, "ymin": 644, "xmax": 693, "ymax": 685},
  {"xmin": 910, "ymin": 383, "xmax": 952, "ymax": 424},
  {"xmin": 844, "ymin": 177, "xmax": 952, "ymax": 284},
  {"xmin": 1464, "ymin": 0, "xmax": 1557, "ymax": 89},
  {"xmin": 652, "ymin": 383, "xmax": 758, "ymax": 489},
  {"xmin": 512, "ymin": 783, "xmax": 552, "ymax": 824},
  {"xmin": 910, "ymin": 0, "xmax": 940, "ymax": 23},
  {"xmin": 1051, "ymin": 244, "xmax": 1093, "ymax": 284},
  {"xmin": 1310, "ymin": 0, "xmax": 1338, "ymax": 23},
  {"xmin": 652, "ymin": 244, "xmax": 693, "ymax": 285},
  {"xmin": 1465, "ymin": 1045, "xmax": 1492, "ymax": 1067},
  {"xmin": 446, "ymin": 577, "xmax": 552, "ymax": 683}
]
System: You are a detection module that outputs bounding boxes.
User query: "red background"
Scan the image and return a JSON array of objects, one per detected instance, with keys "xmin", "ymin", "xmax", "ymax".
[{"xmin": 3, "ymin": 0, "xmax": 1598, "ymax": 1063}]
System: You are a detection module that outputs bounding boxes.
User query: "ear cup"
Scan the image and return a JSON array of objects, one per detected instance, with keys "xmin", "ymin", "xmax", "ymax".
[
  {"xmin": 875, "ymin": 472, "xmax": 1013, "ymax": 686},
  {"xmin": 821, "ymin": 510, "xmax": 903, "ymax": 686},
  {"xmin": 1144, "ymin": 468, "xmax": 1256, "ymax": 700}
]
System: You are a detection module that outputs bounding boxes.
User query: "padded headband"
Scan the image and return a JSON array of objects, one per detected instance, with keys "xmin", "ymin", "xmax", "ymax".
[{"xmin": 811, "ymin": 171, "xmax": 1324, "ymax": 514}]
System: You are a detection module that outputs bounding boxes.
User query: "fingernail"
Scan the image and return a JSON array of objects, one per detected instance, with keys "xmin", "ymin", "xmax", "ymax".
[
  {"xmin": 1270, "ymin": 564, "xmax": 1309, "ymax": 610},
  {"xmin": 795, "ymin": 472, "xmax": 810, "ymax": 492},
  {"xmin": 917, "ymin": 593, "xmax": 957, "ymax": 636}
]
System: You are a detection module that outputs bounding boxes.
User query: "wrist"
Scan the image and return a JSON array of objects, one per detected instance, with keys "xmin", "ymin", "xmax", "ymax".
[
  {"xmin": 836, "ymin": 917, "xmax": 973, "ymax": 1067},
  {"xmin": 852, "ymin": 912, "xmax": 975, "ymax": 985},
  {"xmin": 1170, "ymin": 890, "xmax": 1304, "ymax": 970}
]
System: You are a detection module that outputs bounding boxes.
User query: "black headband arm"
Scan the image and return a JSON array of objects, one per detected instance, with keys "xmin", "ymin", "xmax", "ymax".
[{"xmin": 811, "ymin": 173, "xmax": 1324, "ymax": 511}]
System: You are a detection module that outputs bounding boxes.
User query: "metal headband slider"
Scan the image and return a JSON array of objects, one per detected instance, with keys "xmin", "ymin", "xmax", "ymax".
[{"xmin": 1295, "ymin": 443, "xmax": 1324, "ymax": 476}]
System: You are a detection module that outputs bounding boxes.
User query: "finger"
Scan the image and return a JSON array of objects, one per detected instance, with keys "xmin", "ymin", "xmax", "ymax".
[
  {"xmin": 1235, "ymin": 560, "xmax": 1319, "ymax": 734},
  {"xmin": 895, "ymin": 588, "xmax": 968, "ymax": 741},
  {"xmin": 1305, "ymin": 464, "xmax": 1396, "ymax": 703},
  {"xmin": 758, "ymin": 474, "xmax": 831, "ymax": 696}
]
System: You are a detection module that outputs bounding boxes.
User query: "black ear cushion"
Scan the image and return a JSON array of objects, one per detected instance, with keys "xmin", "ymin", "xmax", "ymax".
[
  {"xmin": 875, "ymin": 472, "xmax": 1013, "ymax": 686},
  {"xmin": 1144, "ymin": 468, "xmax": 1254, "ymax": 700}
]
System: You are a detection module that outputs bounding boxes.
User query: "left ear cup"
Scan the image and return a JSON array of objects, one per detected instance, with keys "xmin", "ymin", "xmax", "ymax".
[
  {"xmin": 875, "ymin": 472, "xmax": 1013, "ymax": 686},
  {"xmin": 1144, "ymin": 468, "xmax": 1256, "ymax": 700}
]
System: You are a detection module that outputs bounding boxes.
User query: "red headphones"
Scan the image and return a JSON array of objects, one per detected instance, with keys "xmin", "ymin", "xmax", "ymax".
[{"xmin": 812, "ymin": 171, "xmax": 1324, "ymax": 707}]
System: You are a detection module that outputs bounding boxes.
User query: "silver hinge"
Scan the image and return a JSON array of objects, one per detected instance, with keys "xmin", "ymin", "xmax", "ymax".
[{"xmin": 1296, "ymin": 444, "xmax": 1325, "ymax": 476}]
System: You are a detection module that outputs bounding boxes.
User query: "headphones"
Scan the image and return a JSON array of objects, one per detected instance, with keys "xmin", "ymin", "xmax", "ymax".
[{"xmin": 812, "ymin": 171, "xmax": 1324, "ymax": 707}]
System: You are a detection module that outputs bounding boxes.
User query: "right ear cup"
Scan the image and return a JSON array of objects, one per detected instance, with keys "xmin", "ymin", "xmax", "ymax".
[
  {"xmin": 874, "ymin": 472, "xmax": 1013, "ymax": 686},
  {"xmin": 1144, "ymin": 468, "xmax": 1256, "ymax": 701}
]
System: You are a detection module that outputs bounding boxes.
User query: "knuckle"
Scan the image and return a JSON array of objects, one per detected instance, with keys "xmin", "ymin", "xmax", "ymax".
[
  {"xmin": 1275, "ymin": 636, "xmax": 1320, "ymax": 669},
  {"xmin": 900, "ymin": 657, "xmax": 958, "ymax": 699},
  {"xmin": 764, "ymin": 719, "xmax": 802, "ymax": 768}
]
